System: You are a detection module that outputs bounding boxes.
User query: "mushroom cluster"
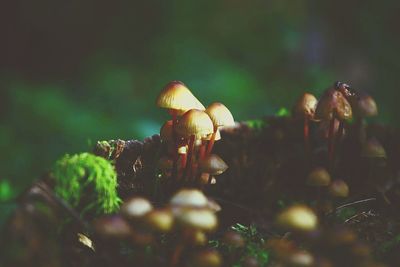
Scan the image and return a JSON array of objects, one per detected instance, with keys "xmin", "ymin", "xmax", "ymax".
[
  {"xmin": 93, "ymin": 189, "xmax": 221, "ymax": 266},
  {"xmin": 156, "ymin": 81, "xmax": 234, "ymax": 186},
  {"xmin": 292, "ymin": 81, "xmax": 378, "ymax": 167}
]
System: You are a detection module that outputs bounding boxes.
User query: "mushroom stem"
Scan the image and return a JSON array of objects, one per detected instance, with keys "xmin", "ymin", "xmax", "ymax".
[
  {"xmin": 199, "ymin": 140, "xmax": 207, "ymax": 160},
  {"xmin": 177, "ymin": 153, "xmax": 187, "ymax": 180},
  {"xmin": 206, "ymin": 127, "xmax": 218, "ymax": 156},
  {"xmin": 336, "ymin": 120, "xmax": 345, "ymax": 144},
  {"xmin": 328, "ymin": 117, "xmax": 336, "ymax": 167},
  {"xmin": 171, "ymin": 110, "xmax": 179, "ymax": 180},
  {"xmin": 304, "ymin": 116, "xmax": 310, "ymax": 155},
  {"xmin": 184, "ymin": 135, "xmax": 196, "ymax": 181},
  {"xmin": 170, "ymin": 229, "xmax": 190, "ymax": 267}
]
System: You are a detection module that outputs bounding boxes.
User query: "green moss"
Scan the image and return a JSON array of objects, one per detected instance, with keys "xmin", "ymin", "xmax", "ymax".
[{"xmin": 52, "ymin": 152, "xmax": 121, "ymax": 215}]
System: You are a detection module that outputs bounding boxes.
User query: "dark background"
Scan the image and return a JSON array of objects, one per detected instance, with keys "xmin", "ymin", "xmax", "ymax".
[{"xmin": 1, "ymin": 0, "xmax": 400, "ymax": 203}]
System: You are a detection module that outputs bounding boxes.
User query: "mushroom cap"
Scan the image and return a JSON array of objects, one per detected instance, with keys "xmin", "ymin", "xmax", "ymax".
[
  {"xmin": 352, "ymin": 92, "xmax": 378, "ymax": 118},
  {"xmin": 292, "ymin": 93, "xmax": 318, "ymax": 118},
  {"xmin": 361, "ymin": 138, "xmax": 387, "ymax": 158},
  {"xmin": 198, "ymin": 154, "xmax": 228, "ymax": 175},
  {"xmin": 177, "ymin": 209, "xmax": 218, "ymax": 231},
  {"xmin": 315, "ymin": 88, "xmax": 352, "ymax": 121},
  {"xmin": 307, "ymin": 167, "xmax": 331, "ymax": 187},
  {"xmin": 328, "ymin": 179, "xmax": 349, "ymax": 198},
  {"xmin": 143, "ymin": 209, "xmax": 174, "ymax": 233},
  {"xmin": 170, "ymin": 189, "xmax": 208, "ymax": 208},
  {"xmin": 176, "ymin": 109, "xmax": 214, "ymax": 139},
  {"xmin": 276, "ymin": 205, "xmax": 318, "ymax": 232},
  {"xmin": 160, "ymin": 120, "xmax": 173, "ymax": 143},
  {"xmin": 206, "ymin": 102, "xmax": 235, "ymax": 128},
  {"xmin": 121, "ymin": 197, "xmax": 153, "ymax": 219},
  {"xmin": 156, "ymin": 81, "xmax": 205, "ymax": 114},
  {"xmin": 94, "ymin": 215, "xmax": 131, "ymax": 239}
]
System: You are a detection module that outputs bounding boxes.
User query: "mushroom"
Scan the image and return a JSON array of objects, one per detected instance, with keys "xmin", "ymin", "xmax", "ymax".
[
  {"xmin": 143, "ymin": 209, "xmax": 174, "ymax": 233},
  {"xmin": 121, "ymin": 197, "xmax": 153, "ymax": 222},
  {"xmin": 315, "ymin": 87, "xmax": 352, "ymax": 165},
  {"xmin": 157, "ymin": 81, "xmax": 205, "ymax": 179},
  {"xmin": 198, "ymin": 154, "xmax": 228, "ymax": 185},
  {"xmin": 176, "ymin": 109, "xmax": 214, "ymax": 180},
  {"xmin": 276, "ymin": 205, "xmax": 318, "ymax": 232},
  {"xmin": 328, "ymin": 179, "xmax": 349, "ymax": 198},
  {"xmin": 306, "ymin": 167, "xmax": 331, "ymax": 187},
  {"xmin": 292, "ymin": 93, "xmax": 318, "ymax": 154},
  {"xmin": 205, "ymin": 102, "xmax": 235, "ymax": 156},
  {"xmin": 361, "ymin": 138, "xmax": 387, "ymax": 158},
  {"xmin": 170, "ymin": 189, "xmax": 209, "ymax": 209}
]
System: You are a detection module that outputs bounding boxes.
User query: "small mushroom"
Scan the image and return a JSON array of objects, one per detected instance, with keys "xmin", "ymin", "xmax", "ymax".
[
  {"xmin": 361, "ymin": 138, "xmax": 387, "ymax": 158},
  {"xmin": 293, "ymin": 93, "xmax": 318, "ymax": 154},
  {"xmin": 121, "ymin": 197, "xmax": 153, "ymax": 221},
  {"xmin": 143, "ymin": 209, "xmax": 174, "ymax": 233},
  {"xmin": 170, "ymin": 189, "xmax": 209, "ymax": 209},
  {"xmin": 176, "ymin": 109, "xmax": 214, "ymax": 179},
  {"xmin": 307, "ymin": 167, "xmax": 331, "ymax": 187},
  {"xmin": 176, "ymin": 209, "xmax": 218, "ymax": 232},
  {"xmin": 205, "ymin": 102, "xmax": 235, "ymax": 155},
  {"xmin": 315, "ymin": 87, "xmax": 353, "ymax": 164},
  {"xmin": 276, "ymin": 205, "xmax": 318, "ymax": 232},
  {"xmin": 328, "ymin": 179, "xmax": 349, "ymax": 198}
]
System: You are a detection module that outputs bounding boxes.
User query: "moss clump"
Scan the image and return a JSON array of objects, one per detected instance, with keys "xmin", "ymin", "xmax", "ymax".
[{"xmin": 52, "ymin": 152, "xmax": 121, "ymax": 215}]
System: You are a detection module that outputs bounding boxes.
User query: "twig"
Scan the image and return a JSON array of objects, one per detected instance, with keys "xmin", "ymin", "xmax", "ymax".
[{"xmin": 335, "ymin": 198, "xmax": 376, "ymax": 212}]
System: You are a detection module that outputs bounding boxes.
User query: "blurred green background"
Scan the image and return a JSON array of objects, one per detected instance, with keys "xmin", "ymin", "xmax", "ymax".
[{"xmin": 1, "ymin": 0, "xmax": 400, "ymax": 201}]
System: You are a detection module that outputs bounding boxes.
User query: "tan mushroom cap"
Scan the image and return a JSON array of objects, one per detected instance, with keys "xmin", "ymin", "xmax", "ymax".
[
  {"xmin": 307, "ymin": 167, "xmax": 331, "ymax": 187},
  {"xmin": 190, "ymin": 250, "xmax": 222, "ymax": 267},
  {"xmin": 177, "ymin": 209, "xmax": 218, "ymax": 232},
  {"xmin": 176, "ymin": 109, "xmax": 214, "ymax": 139},
  {"xmin": 156, "ymin": 81, "xmax": 205, "ymax": 115},
  {"xmin": 143, "ymin": 209, "xmax": 174, "ymax": 233},
  {"xmin": 160, "ymin": 120, "xmax": 173, "ymax": 143},
  {"xmin": 293, "ymin": 93, "xmax": 318, "ymax": 118},
  {"xmin": 352, "ymin": 93, "xmax": 378, "ymax": 118},
  {"xmin": 361, "ymin": 138, "xmax": 387, "ymax": 158},
  {"xmin": 198, "ymin": 154, "xmax": 228, "ymax": 175},
  {"xmin": 315, "ymin": 89, "xmax": 352, "ymax": 121},
  {"xmin": 121, "ymin": 197, "xmax": 153, "ymax": 219},
  {"xmin": 206, "ymin": 102, "xmax": 235, "ymax": 128},
  {"xmin": 329, "ymin": 179, "xmax": 349, "ymax": 198},
  {"xmin": 170, "ymin": 189, "xmax": 209, "ymax": 208},
  {"xmin": 276, "ymin": 205, "xmax": 318, "ymax": 232}
]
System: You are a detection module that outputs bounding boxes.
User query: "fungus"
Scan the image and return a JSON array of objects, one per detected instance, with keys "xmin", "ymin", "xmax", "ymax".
[
  {"xmin": 276, "ymin": 205, "xmax": 318, "ymax": 232},
  {"xmin": 170, "ymin": 189, "xmax": 209, "ymax": 209},
  {"xmin": 328, "ymin": 179, "xmax": 349, "ymax": 198},
  {"xmin": 121, "ymin": 197, "xmax": 153, "ymax": 221},
  {"xmin": 205, "ymin": 102, "xmax": 235, "ymax": 155},
  {"xmin": 293, "ymin": 93, "xmax": 318, "ymax": 154},
  {"xmin": 176, "ymin": 208, "xmax": 217, "ymax": 232},
  {"xmin": 315, "ymin": 87, "xmax": 352, "ymax": 165},
  {"xmin": 306, "ymin": 167, "xmax": 331, "ymax": 187},
  {"xmin": 361, "ymin": 138, "xmax": 387, "ymax": 158},
  {"xmin": 176, "ymin": 109, "xmax": 214, "ymax": 179},
  {"xmin": 198, "ymin": 154, "xmax": 228, "ymax": 185},
  {"xmin": 143, "ymin": 209, "xmax": 174, "ymax": 233},
  {"xmin": 157, "ymin": 81, "xmax": 205, "ymax": 179}
]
